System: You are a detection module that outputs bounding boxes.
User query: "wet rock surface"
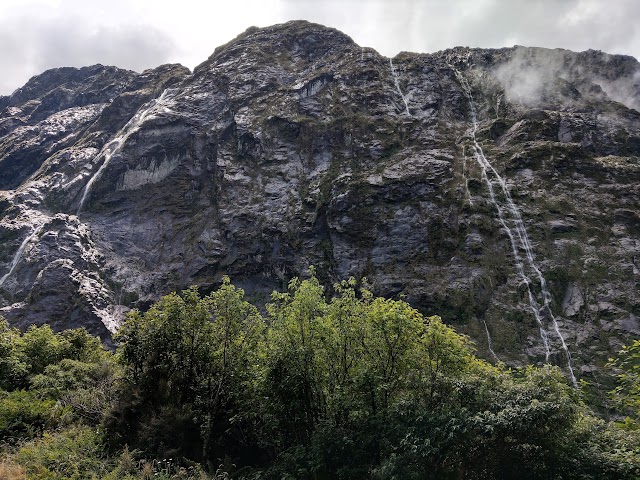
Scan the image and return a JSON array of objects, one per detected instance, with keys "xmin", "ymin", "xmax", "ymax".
[{"xmin": 0, "ymin": 21, "xmax": 639, "ymax": 383}]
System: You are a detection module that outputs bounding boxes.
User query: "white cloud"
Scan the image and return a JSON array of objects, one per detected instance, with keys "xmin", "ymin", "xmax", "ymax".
[
  {"xmin": 0, "ymin": 0, "xmax": 177, "ymax": 94},
  {"xmin": 1, "ymin": 0, "xmax": 639, "ymax": 95}
]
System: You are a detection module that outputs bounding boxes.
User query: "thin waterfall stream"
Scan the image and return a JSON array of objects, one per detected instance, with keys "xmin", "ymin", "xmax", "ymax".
[
  {"xmin": 482, "ymin": 319, "xmax": 500, "ymax": 362},
  {"xmin": 0, "ymin": 223, "xmax": 45, "ymax": 288},
  {"xmin": 389, "ymin": 58, "xmax": 411, "ymax": 116},
  {"xmin": 462, "ymin": 145, "xmax": 474, "ymax": 206},
  {"xmin": 453, "ymin": 66, "xmax": 577, "ymax": 386},
  {"xmin": 76, "ymin": 89, "xmax": 173, "ymax": 214}
]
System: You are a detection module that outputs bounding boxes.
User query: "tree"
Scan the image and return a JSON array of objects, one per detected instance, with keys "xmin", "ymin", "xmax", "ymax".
[
  {"xmin": 609, "ymin": 339, "xmax": 640, "ymax": 428},
  {"xmin": 110, "ymin": 279, "xmax": 264, "ymax": 463},
  {"xmin": 0, "ymin": 317, "xmax": 28, "ymax": 391},
  {"xmin": 0, "ymin": 319, "xmax": 112, "ymax": 443},
  {"xmin": 103, "ymin": 274, "xmax": 640, "ymax": 478},
  {"xmin": 256, "ymin": 272, "xmax": 480, "ymax": 478},
  {"xmin": 0, "ymin": 318, "xmax": 106, "ymax": 392}
]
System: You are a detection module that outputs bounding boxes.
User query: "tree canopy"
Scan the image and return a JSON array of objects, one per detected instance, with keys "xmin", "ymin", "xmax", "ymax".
[{"xmin": 0, "ymin": 273, "xmax": 639, "ymax": 479}]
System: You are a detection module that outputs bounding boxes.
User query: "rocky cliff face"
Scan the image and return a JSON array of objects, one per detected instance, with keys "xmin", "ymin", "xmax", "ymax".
[{"xmin": 1, "ymin": 21, "xmax": 639, "ymax": 382}]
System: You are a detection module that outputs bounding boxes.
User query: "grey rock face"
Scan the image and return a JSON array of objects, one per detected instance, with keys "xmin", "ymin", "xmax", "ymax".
[{"xmin": 1, "ymin": 21, "xmax": 639, "ymax": 383}]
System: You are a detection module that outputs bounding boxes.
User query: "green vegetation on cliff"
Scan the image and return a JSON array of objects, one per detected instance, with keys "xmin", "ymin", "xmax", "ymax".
[{"xmin": 0, "ymin": 273, "xmax": 639, "ymax": 479}]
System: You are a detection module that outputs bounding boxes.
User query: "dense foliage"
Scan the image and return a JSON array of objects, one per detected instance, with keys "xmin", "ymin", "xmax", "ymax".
[
  {"xmin": 1, "ymin": 273, "xmax": 639, "ymax": 479},
  {"xmin": 609, "ymin": 339, "xmax": 640, "ymax": 429}
]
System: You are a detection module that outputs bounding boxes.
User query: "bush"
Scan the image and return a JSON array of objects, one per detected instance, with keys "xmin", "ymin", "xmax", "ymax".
[
  {"xmin": 0, "ymin": 390, "xmax": 67, "ymax": 442},
  {"xmin": 609, "ymin": 339, "xmax": 640, "ymax": 428},
  {"xmin": 0, "ymin": 319, "xmax": 110, "ymax": 393},
  {"xmin": 13, "ymin": 426, "xmax": 110, "ymax": 479}
]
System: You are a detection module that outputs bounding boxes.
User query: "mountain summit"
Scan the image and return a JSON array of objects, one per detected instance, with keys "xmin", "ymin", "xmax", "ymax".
[{"xmin": 0, "ymin": 21, "xmax": 639, "ymax": 381}]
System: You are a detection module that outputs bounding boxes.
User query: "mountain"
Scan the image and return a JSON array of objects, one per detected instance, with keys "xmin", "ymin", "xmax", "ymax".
[{"xmin": 0, "ymin": 21, "xmax": 639, "ymax": 383}]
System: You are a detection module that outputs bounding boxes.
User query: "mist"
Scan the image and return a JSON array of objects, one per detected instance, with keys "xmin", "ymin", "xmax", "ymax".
[{"xmin": 493, "ymin": 46, "xmax": 640, "ymax": 111}]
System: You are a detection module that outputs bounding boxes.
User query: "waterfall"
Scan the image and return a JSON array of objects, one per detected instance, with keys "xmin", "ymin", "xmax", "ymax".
[
  {"xmin": 389, "ymin": 58, "xmax": 411, "ymax": 116},
  {"xmin": 462, "ymin": 145, "xmax": 474, "ymax": 206},
  {"xmin": 76, "ymin": 89, "xmax": 172, "ymax": 214},
  {"xmin": 0, "ymin": 224, "xmax": 44, "ymax": 288},
  {"xmin": 482, "ymin": 319, "xmax": 500, "ymax": 362},
  {"xmin": 453, "ymin": 67, "xmax": 577, "ymax": 386},
  {"xmin": 495, "ymin": 93, "xmax": 503, "ymax": 119}
]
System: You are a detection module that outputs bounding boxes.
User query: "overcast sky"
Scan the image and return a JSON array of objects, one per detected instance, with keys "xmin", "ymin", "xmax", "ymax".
[{"xmin": 1, "ymin": 0, "xmax": 639, "ymax": 95}]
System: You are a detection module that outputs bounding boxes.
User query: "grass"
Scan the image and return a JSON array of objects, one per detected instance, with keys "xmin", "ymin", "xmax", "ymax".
[
  {"xmin": 1, "ymin": 426, "xmax": 225, "ymax": 479},
  {"xmin": 0, "ymin": 460, "xmax": 27, "ymax": 480}
]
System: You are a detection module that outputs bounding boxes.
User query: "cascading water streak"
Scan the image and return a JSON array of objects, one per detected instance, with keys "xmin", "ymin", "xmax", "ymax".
[
  {"xmin": 76, "ymin": 89, "xmax": 173, "ymax": 214},
  {"xmin": 453, "ymin": 67, "xmax": 577, "ymax": 386},
  {"xmin": 462, "ymin": 145, "xmax": 474, "ymax": 206},
  {"xmin": 473, "ymin": 144, "xmax": 553, "ymax": 361},
  {"xmin": 389, "ymin": 58, "xmax": 411, "ymax": 116},
  {"xmin": 482, "ymin": 319, "xmax": 499, "ymax": 362},
  {"xmin": 0, "ymin": 224, "xmax": 44, "ymax": 288}
]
